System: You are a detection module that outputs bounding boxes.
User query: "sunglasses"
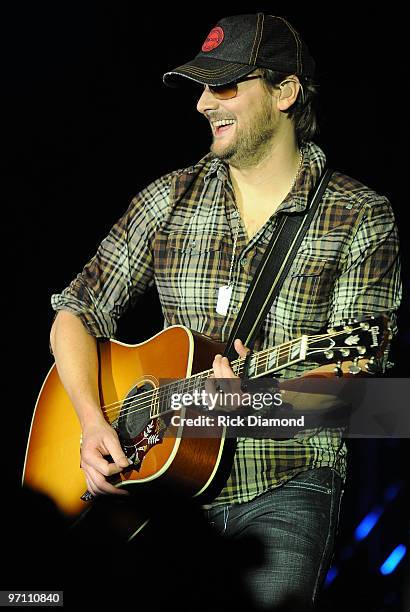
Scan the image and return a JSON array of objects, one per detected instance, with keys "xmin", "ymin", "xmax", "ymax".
[{"xmin": 205, "ymin": 75, "xmax": 263, "ymax": 100}]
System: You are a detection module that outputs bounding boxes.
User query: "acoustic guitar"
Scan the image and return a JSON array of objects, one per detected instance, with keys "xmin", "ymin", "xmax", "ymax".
[{"xmin": 23, "ymin": 316, "xmax": 388, "ymax": 524}]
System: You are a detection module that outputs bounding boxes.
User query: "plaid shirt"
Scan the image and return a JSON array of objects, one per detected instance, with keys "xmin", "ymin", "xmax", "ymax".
[{"xmin": 51, "ymin": 142, "xmax": 401, "ymax": 505}]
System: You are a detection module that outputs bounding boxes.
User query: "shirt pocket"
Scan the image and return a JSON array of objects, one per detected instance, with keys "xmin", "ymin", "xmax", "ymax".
[
  {"xmin": 153, "ymin": 231, "xmax": 230, "ymax": 321},
  {"xmin": 275, "ymin": 256, "xmax": 338, "ymax": 329}
]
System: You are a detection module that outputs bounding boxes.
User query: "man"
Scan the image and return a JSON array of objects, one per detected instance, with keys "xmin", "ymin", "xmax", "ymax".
[{"xmin": 49, "ymin": 13, "xmax": 401, "ymax": 610}]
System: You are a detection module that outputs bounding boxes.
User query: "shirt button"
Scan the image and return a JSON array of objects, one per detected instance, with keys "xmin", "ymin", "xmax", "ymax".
[
  {"xmin": 232, "ymin": 306, "xmax": 239, "ymax": 314},
  {"xmin": 233, "ymin": 210, "xmax": 240, "ymax": 218},
  {"xmin": 240, "ymin": 258, "xmax": 248, "ymax": 267}
]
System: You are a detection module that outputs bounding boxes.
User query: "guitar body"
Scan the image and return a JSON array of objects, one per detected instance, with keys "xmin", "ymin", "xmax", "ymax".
[
  {"xmin": 23, "ymin": 325, "xmax": 230, "ymax": 519},
  {"xmin": 23, "ymin": 314, "xmax": 387, "ymax": 533}
]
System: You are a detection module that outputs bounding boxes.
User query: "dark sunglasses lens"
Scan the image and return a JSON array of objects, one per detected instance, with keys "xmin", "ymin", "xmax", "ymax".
[{"xmin": 208, "ymin": 84, "xmax": 238, "ymax": 99}]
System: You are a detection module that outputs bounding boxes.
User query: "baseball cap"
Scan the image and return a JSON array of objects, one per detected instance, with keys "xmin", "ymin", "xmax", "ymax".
[{"xmin": 163, "ymin": 13, "xmax": 315, "ymax": 87}]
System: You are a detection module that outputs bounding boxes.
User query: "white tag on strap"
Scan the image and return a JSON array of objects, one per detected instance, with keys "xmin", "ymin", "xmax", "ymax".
[{"xmin": 216, "ymin": 285, "xmax": 233, "ymax": 316}]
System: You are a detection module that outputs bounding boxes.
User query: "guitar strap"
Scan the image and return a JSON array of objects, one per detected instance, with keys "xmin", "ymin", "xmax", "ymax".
[{"xmin": 223, "ymin": 167, "xmax": 334, "ymax": 363}]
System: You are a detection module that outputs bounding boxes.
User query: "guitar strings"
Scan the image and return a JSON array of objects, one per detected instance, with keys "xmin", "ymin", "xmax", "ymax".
[
  {"xmin": 99, "ymin": 335, "xmax": 310, "ymax": 417},
  {"xmin": 101, "ymin": 352, "xmax": 360, "ymax": 424},
  {"xmin": 99, "ymin": 330, "xmax": 362, "ymax": 420},
  {"xmin": 98, "ymin": 329, "xmax": 360, "ymax": 422},
  {"xmin": 99, "ymin": 330, "xmax": 334, "ymax": 416},
  {"xmin": 99, "ymin": 339, "xmax": 296, "ymax": 412},
  {"xmin": 100, "ymin": 342, "xmax": 361, "ymax": 425}
]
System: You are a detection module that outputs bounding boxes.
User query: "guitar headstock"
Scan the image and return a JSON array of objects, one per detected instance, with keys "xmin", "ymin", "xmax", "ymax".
[{"xmin": 306, "ymin": 314, "xmax": 391, "ymax": 373}]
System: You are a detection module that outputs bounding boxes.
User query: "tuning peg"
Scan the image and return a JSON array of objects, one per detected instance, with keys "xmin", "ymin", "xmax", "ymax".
[
  {"xmin": 340, "ymin": 348, "xmax": 350, "ymax": 357},
  {"xmin": 365, "ymin": 360, "xmax": 378, "ymax": 374},
  {"xmin": 334, "ymin": 361, "xmax": 343, "ymax": 377},
  {"xmin": 348, "ymin": 357, "xmax": 361, "ymax": 375},
  {"xmin": 360, "ymin": 322, "xmax": 370, "ymax": 330},
  {"xmin": 324, "ymin": 350, "xmax": 334, "ymax": 360}
]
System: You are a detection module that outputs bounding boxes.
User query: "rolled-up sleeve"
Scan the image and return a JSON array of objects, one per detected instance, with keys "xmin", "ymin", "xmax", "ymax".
[
  {"xmin": 328, "ymin": 196, "xmax": 402, "ymax": 370},
  {"xmin": 51, "ymin": 174, "xmax": 173, "ymax": 338}
]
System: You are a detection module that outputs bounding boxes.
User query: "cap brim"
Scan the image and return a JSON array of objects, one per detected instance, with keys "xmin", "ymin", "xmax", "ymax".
[{"xmin": 163, "ymin": 55, "xmax": 255, "ymax": 87}]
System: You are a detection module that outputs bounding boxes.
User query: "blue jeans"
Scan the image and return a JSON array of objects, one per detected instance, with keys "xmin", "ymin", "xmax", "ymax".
[{"xmin": 204, "ymin": 467, "xmax": 343, "ymax": 610}]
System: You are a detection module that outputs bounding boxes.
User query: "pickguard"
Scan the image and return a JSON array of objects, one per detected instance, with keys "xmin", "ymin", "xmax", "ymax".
[
  {"xmin": 121, "ymin": 417, "xmax": 166, "ymax": 471},
  {"xmin": 113, "ymin": 379, "xmax": 168, "ymax": 471}
]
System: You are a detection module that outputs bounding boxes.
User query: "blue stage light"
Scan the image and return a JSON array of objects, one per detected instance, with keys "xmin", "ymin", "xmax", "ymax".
[
  {"xmin": 324, "ymin": 566, "xmax": 338, "ymax": 587},
  {"xmin": 380, "ymin": 545, "xmax": 407, "ymax": 575},
  {"xmin": 354, "ymin": 505, "xmax": 383, "ymax": 541}
]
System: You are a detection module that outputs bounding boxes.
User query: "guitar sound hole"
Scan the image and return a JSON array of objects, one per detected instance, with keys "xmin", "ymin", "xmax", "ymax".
[{"xmin": 116, "ymin": 382, "xmax": 154, "ymax": 441}]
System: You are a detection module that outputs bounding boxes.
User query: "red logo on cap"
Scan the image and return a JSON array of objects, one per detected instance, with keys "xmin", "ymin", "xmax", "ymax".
[{"xmin": 202, "ymin": 27, "xmax": 224, "ymax": 52}]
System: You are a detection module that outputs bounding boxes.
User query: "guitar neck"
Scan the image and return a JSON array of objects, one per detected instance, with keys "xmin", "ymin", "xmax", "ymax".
[
  {"xmin": 230, "ymin": 336, "xmax": 307, "ymax": 379},
  {"xmin": 149, "ymin": 337, "xmax": 306, "ymax": 419},
  {"xmin": 151, "ymin": 315, "xmax": 386, "ymax": 418},
  {"xmin": 171, "ymin": 337, "xmax": 307, "ymax": 398}
]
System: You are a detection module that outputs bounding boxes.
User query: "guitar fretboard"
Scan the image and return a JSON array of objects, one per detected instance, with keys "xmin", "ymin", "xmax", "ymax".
[{"xmin": 148, "ymin": 337, "xmax": 305, "ymax": 418}]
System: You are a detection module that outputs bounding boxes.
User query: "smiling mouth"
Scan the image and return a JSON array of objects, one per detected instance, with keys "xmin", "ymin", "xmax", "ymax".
[{"xmin": 211, "ymin": 120, "xmax": 236, "ymax": 137}]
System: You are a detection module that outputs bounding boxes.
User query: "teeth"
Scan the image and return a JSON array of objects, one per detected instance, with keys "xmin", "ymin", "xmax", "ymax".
[{"xmin": 213, "ymin": 120, "xmax": 235, "ymax": 127}]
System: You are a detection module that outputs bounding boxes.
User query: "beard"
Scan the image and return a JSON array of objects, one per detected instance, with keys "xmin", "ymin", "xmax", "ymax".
[{"xmin": 210, "ymin": 93, "xmax": 277, "ymax": 169}]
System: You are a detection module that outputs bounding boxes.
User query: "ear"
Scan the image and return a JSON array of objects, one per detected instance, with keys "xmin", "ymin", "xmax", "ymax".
[{"xmin": 277, "ymin": 76, "xmax": 301, "ymax": 112}]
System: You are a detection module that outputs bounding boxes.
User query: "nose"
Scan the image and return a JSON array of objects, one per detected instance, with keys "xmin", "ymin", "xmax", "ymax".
[{"xmin": 197, "ymin": 85, "xmax": 219, "ymax": 115}]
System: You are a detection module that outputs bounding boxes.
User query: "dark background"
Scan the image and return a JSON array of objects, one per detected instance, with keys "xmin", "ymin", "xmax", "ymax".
[{"xmin": 3, "ymin": 2, "xmax": 409, "ymax": 610}]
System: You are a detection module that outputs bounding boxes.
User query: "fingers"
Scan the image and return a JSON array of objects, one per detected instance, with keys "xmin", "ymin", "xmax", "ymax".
[
  {"xmin": 106, "ymin": 439, "xmax": 130, "ymax": 471},
  {"xmin": 210, "ymin": 339, "xmax": 251, "ymax": 409},
  {"xmin": 212, "ymin": 339, "xmax": 250, "ymax": 378},
  {"xmin": 82, "ymin": 432, "xmax": 129, "ymax": 474},
  {"xmin": 233, "ymin": 338, "xmax": 251, "ymax": 358},
  {"xmin": 213, "ymin": 354, "xmax": 237, "ymax": 379},
  {"xmin": 81, "ymin": 447, "xmax": 126, "ymax": 477},
  {"xmin": 81, "ymin": 423, "xmax": 131, "ymax": 497},
  {"xmin": 85, "ymin": 465, "xmax": 129, "ymax": 497},
  {"xmin": 212, "ymin": 353, "xmax": 239, "ymax": 402}
]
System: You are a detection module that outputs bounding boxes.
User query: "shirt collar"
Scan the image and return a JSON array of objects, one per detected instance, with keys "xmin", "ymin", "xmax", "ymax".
[
  {"xmin": 202, "ymin": 142, "xmax": 327, "ymax": 213},
  {"xmin": 170, "ymin": 143, "xmax": 327, "ymax": 213},
  {"xmin": 276, "ymin": 142, "xmax": 327, "ymax": 214},
  {"xmin": 203, "ymin": 155, "xmax": 230, "ymax": 185}
]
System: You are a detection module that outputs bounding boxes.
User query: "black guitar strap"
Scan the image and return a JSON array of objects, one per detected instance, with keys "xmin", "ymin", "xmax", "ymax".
[{"xmin": 223, "ymin": 168, "xmax": 334, "ymax": 363}]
